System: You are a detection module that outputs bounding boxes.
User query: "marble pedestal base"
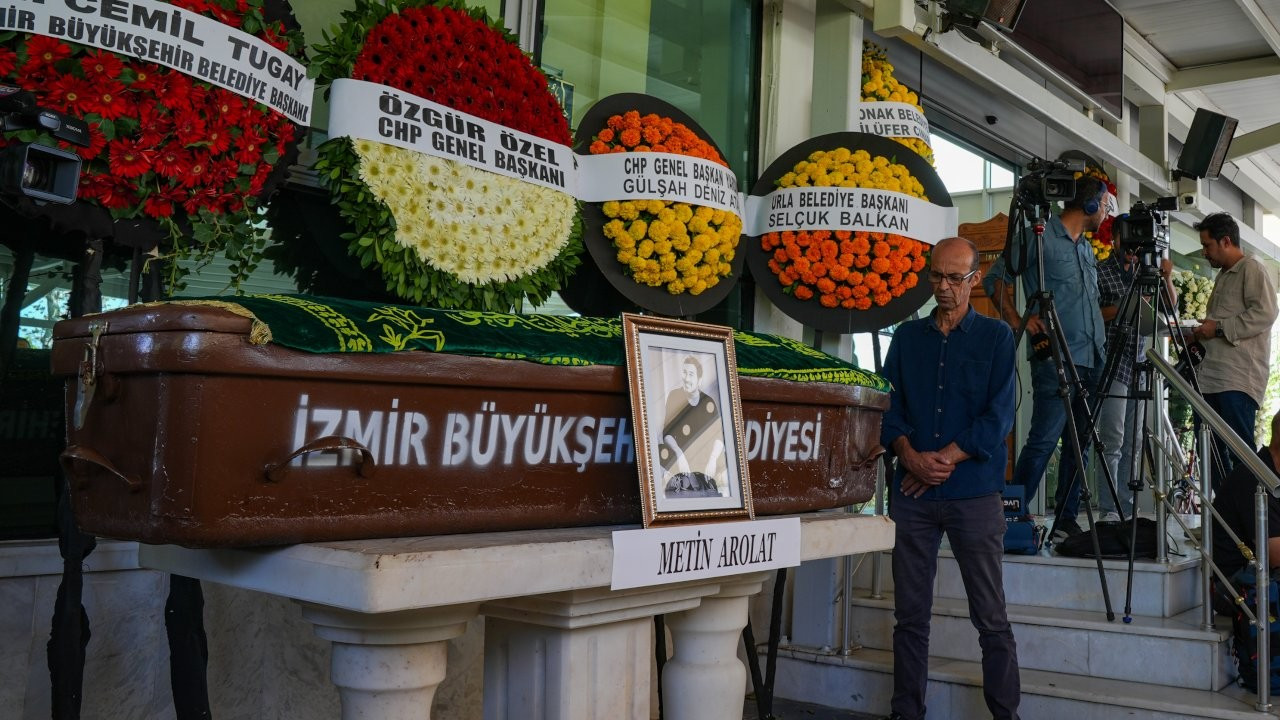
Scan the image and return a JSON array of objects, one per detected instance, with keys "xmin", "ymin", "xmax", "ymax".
[
  {"xmin": 301, "ymin": 602, "xmax": 479, "ymax": 720},
  {"xmin": 482, "ymin": 585, "xmax": 711, "ymax": 720},
  {"xmin": 662, "ymin": 574, "xmax": 770, "ymax": 720},
  {"xmin": 138, "ymin": 513, "xmax": 894, "ymax": 720}
]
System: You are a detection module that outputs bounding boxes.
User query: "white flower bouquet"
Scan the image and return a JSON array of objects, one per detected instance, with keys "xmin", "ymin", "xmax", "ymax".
[{"xmin": 1172, "ymin": 270, "xmax": 1213, "ymax": 322}]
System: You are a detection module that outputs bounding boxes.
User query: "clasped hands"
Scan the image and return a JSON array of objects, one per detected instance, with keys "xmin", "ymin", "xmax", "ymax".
[{"xmin": 899, "ymin": 446, "xmax": 956, "ymax": 498}]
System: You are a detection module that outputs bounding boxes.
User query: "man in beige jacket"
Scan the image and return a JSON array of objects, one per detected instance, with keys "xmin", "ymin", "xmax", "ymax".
[{"xmin": 1188, "ymin": 212, "xmax": 1278, "ymax": 491}]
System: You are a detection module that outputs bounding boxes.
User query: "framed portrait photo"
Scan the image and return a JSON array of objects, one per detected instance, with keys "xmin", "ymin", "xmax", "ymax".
[{"xmin": 621, "ymin": 314, "xmax": 753, "ymax": 527}]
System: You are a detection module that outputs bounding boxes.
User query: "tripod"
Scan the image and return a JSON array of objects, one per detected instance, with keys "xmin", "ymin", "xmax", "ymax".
[
  {"xmin": 1071, "ymin": 245, "xmax": 1194, "ymax": 621},
  {"xmin": 1012, "ymin": 213, "xmax": 1116, "ymax": 621}
]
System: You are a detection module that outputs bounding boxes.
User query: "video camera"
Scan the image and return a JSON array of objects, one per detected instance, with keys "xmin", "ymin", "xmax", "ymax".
[
  {"xmin": 0, "ymin": 83, "xmax": 89, "ymax": 205},
  {"xmin": 1012, "ymin": 156, "xmax": 1086, "ymax": 214},
  {"xmin": 1115, "ymin": 196, "xmax": 1177, "ymax": 254}
]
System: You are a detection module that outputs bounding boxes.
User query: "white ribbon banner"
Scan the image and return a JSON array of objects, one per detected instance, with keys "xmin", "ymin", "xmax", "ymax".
[
  {"xmin": 328, "ymin": 78, "xmax": 575, "ymax": 194},
  {"xmin": 857, "ymin": 101, "xmax": 931, "ymax": 145},
  {"xmin": 576, "ymin": 151, "xmax": 743, "ymax": 216},
  {"xmin": 326, "ymin": 79, "xmax": 939, "ymax": 227},
  {"xmin": 16, "ymin": 0, "xmax": 313, "ymax": 124},
  {"xmin": 743, "ymin": 186, "xmax": 958, "ymax": 243}
]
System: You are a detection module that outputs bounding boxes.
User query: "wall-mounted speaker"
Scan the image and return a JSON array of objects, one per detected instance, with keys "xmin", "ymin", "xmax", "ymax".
[
  {"xmin": 983, "ymin": 0, "xmax": 1029, "ymax": 32},
  {"xmin": 944, "ymin": 0, "xmax": 990, "ymax": 27},
  {"xmin": 1177, "ymin": 109, "xmax": 1238, "ymax": 180},
  {"xmin": 942, "ymin": 0, "xmax": 1030, "ymax": 33}
]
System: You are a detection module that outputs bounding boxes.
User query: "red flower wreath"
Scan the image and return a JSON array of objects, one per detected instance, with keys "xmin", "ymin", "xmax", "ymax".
[
  {"xmin": 307, "ymin": 0, "xmax": 582, "ymax": 311},
  {"xmin": 348, "ymin": 3, "xmax": 567, "ymax": 144},
  {"xmin": 0, "ymin": 1, "xmax": 303, "ymax": 290}
]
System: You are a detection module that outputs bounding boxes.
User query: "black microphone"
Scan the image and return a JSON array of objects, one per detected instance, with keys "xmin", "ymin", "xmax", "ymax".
[{"xmin": 1030, "ymin": 332, "xmax": 1052, "ymax": 361}]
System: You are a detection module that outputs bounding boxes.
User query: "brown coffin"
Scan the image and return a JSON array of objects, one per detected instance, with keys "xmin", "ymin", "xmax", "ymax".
[{"xmin": 51, "ymin": 305, "xmax": 887, "ymax": 547}]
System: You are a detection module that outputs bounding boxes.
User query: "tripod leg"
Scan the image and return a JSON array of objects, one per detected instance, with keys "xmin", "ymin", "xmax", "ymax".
[
  {"xmin": 1041, "ymin": 300, "xmax": 1115, "ymax": 621},
  {"xmin": 1042, "ymin": 311, "xmax": 1093, "ymax": 540},
  {"xmin": 1090, "ymin": 282, "xmax": 1152, "ymax": 522},
  {"xmin": 1091, "ymin": 387, "xmax": 1130, "ymax": 521},
  {"xmin": 1122, "ymin": 388, "xmax": 1150, "ymax": 622}
]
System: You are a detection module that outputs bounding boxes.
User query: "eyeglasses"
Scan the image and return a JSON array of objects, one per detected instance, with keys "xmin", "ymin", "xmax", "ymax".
[{"xmin": 927, "ymin": 269, "xmax": 978, "ymax": 285}]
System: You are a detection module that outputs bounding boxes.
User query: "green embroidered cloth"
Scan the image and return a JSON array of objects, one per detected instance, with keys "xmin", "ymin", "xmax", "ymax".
[{"xmin": 201, "ymin": 294, "xmax": 889, "ymax": 392}]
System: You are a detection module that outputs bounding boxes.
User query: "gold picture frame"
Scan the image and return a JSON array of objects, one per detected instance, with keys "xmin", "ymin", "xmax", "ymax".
[{"xmin": 622, "ymin": 313, "xmax": 753, "ymax": 527}]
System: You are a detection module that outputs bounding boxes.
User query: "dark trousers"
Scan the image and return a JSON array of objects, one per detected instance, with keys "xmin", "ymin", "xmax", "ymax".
[
  {"xmin": 1204, "ymin": 390, "xmax": 1259, "ymax": 493},
  {"xmin": 889, "ymin": 493, "xmax": 1020, "ymax": 720},
  {"xmin": 1015, "ymin": 361, "xmax": 1099, "ymax": 520}
]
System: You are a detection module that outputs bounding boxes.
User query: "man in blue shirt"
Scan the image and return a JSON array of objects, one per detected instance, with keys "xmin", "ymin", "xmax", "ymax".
[
  {"xmin": 880, "ymin": 237, "xmax": 1020, "ymax": 720},
  {"xmin": 1013, "ymin": 176, "xmax": 1109, "ymax": 541}
]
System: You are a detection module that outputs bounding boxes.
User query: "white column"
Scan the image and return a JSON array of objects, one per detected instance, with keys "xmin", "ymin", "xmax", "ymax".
[
  {"xmin": 811, "ymin": 0, "xmax": 863, "ymax": 137},
  {"xmin": 299, "ymin": 601, "xmax": 480, "ymax": 720},
  {"xmin": 661, "ymin": 572, "xmax": 770, "ymax": 720},
  {"xmin": 807, "ymin": 0, "xmax": 859, "ymax": 361},
  {"xmin": 482, "ymin": 584, "xmax": 713, "ymax": 720},
  {"xmin": 756, "ymin": 0, "xmax": 817, "ymax": 339}
]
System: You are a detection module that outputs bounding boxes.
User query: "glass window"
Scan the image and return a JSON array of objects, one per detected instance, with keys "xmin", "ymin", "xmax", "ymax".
[
  {"xmin": 932, "ymin": 132, "xmax": 1016, "ymax": 217},
  {"xmin": 538, "ymin": 0, "xmax": 758, "ymax": 185},
  {"xmin": 989, "ymin": 164, "xmax": 1014, "ymax": 190},
  {"xmin": 933, "ymin": 135, "xmax": 986, "ymax": 193},
  {"xmin": 536, "ymin": 0, "xmax": 758, "ymax": 324}
]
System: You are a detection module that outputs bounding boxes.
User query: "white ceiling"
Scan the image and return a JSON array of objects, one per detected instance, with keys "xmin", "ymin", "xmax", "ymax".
[
  {"xmin": 1114, "ymin": 0, "xmax": 1280, "ymax": 191},
  {"xmin": 1115, "ymin": 0, "xmax": 1274, "ymax": 66}
]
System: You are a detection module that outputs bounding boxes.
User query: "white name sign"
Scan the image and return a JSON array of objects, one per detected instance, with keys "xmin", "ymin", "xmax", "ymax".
[
  {"xmin": 576, "ymin": 151, "xmax": 743, "ymax": 216},
  {"xmin": 857, "ymin": 101, "xmax": 931, "ymax": 144},
  {"xmin": 328, "ymin": 78, "xmax": 575, "ymax": 194},
  {"xmin": 610, "ymin": 517, "xmax": 801, "ymax": 590},
  {"xmin": 14, "ymin": 0, "xmax": 313, "ymax": 124},
  {"xmin": 742, "ymin": 186, "xmax": 958, "ymax": 243}
]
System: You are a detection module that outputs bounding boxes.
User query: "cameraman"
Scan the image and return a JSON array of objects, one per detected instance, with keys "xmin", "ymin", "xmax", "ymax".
[
  {"xmin": 1187, "ymin": 212, "xmax": 1277, "ymax": 491},
  {"xmin": 1011, "ymin": 176, "xmax": 1109, "ymax": 542}
]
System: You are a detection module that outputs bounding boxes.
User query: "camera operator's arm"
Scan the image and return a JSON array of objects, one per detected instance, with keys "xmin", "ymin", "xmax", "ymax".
[
  {"xmin": 992, "ymin": 277, "xmax": 1024, "ymax": 331},
  {"xmin": 1016, "ymin": 239, "xmax": 1048, "ymax": 336},
  {"xmin": 1022, "ymin": 314, "xmax": 1045, "ymax": 336},
  {"xmin": 982, "ymin": 256, "xmax": 1022, "ymax": 330}
]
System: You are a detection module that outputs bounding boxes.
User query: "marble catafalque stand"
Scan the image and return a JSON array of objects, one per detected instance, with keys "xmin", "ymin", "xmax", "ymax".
[{"xmin": 139, "ymin": 512, "xmax": 893, "ymax": 720}]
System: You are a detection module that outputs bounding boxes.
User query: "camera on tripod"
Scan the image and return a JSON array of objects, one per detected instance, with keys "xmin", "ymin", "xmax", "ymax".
[
  {"xmin": 0, "ymin": 83, "xmax": 89, "ymax": 205},
  {"xmin": 1115, "ymin": 196, "xmax": 1177, "ymax": 254},
  {"xmin": 1012, "ymin": 156, "xmax": 1087, "ymax": 212}
]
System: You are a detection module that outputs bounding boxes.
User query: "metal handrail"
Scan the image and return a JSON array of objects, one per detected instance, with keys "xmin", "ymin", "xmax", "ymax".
[
  {"xmin": 1148, "ymin": 348, "xmax": 1274, "ymax": 711},
  {"xmin": 1147, "ymin": 350, "xmax": 1280, "ymax": 495}
]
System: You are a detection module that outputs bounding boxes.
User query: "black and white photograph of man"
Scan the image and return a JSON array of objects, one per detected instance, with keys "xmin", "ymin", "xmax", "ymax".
[{"xmin": 658, "ymin": 351, "xmax": 727, "ymax": 499}]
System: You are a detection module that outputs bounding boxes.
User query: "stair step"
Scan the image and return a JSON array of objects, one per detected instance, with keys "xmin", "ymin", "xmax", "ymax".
[
  {"xmin": 844, "ymin": 595, "xmax": 1234, "ymax": 690},
  {"xmin": 853, "ymin": 545, "xmax": 1203, "ymax": 617},
  {"xmin": 772, "ymin": 647, "xmax": 1277, "ymax": 720}
]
